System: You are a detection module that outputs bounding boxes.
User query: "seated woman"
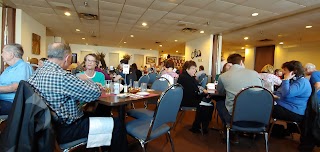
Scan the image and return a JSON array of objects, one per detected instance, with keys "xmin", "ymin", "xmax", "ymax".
[
  {"xmin": 273, "ymin": 60, "xmax": 312, "ymax": 122},
  {"xmin": 161, "ymin": 60, "xmax": 179, "ymax": 84},
  {"xmin": 259, "ymin": 64, "xmax": 282, "ymax": 91},
  {"xmin": 77, "ymin": 53, "xmax": 105, "ymax": 86},
  {"xmin": 178, "ymin": 61, "xmax": 212, "ymax": 134}
]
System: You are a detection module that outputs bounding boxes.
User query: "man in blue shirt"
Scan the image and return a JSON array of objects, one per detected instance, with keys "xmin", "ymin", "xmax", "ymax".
[{"xmin": 0, "ymin": 44, "xmax": 33, "ymax": 115}]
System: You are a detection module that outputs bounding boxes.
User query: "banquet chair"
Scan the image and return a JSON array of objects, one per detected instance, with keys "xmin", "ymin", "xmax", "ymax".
[
  {"xmin": 226, "ymin": 86, "xmax": 274, "ymax": 152},
  {"xmin": 127, "ymin": 77, "xmax": 170, "ymax": 119},
  {"xmin": 138, "ymin": 75, "xmax": 150, "ymax": 86},
  {"xmin": 148, "ymin": 73, "xmax": 158, "ymax": 86},
  {"xmin": 126, "ymin": 84, "xmax": 183, "ymax": 152}
]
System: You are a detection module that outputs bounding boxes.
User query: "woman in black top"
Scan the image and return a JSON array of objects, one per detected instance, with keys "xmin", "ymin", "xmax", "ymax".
[{"xmin": 178, "ymin": 61, "xmax": 212, "ymax": 134}]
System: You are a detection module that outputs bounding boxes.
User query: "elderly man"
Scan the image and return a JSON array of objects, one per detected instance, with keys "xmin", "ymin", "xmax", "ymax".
[
  {"xmin": 217, "ymin": 53, "xmax": 262, "ymax": 125},
  {"xmin": 305, "ymin": 63, "xmax": 316, "ymax": 80},
  {"xmin": 0, "ymin": 44, "xmax": 33, "ymax": 115},
  {"xmin": 28, "ymin": 43, "xmax": 126, "ymax": 151}
]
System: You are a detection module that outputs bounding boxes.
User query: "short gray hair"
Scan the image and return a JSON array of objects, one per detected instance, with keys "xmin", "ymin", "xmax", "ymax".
[
  {"xmin": 4, "ymin": 44, "xmax": 24, "ymax": 58},
  {"xmin": 47, "ymin": 43, "xmax": 71, "ymax": 60},
  {"xmin": 305, "ymin": 63, "xmax": 316, "ymax": 70}
]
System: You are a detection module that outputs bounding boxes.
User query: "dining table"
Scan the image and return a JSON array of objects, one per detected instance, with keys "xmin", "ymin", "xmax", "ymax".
[{"xmin": 98, "ymin": 90, "xmax": 162, "ymax": 122}]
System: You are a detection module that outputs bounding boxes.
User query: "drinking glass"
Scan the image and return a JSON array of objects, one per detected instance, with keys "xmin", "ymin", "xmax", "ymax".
[
  {"xmin": 105, "ymin": 80, "xmax": 112, "ymax": 94},
  {"xmin": 133, "ymin": 81, "xmax": 139, "ymax": 89},
  {"xmin": 141, "ymin": 83, "xmax": 147, "ymax": 92}
]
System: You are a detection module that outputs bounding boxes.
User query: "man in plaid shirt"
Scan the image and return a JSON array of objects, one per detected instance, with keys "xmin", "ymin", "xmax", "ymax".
[{"xmin": 28, "ymin": 43, "xmax": 126, "ymax": 151}]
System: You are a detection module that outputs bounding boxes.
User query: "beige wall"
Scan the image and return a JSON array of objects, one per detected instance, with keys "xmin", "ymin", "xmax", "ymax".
[
  {"xmin": 70, "ymin": 44, "xmax": 159, "ymax": 67},
  {"xmin": 15, "ymin": 9, "xmax": 46, "ymax": 61},
  {"xmin": 185, "ymin": 35, "xmax": 213, "ymax": 75}
]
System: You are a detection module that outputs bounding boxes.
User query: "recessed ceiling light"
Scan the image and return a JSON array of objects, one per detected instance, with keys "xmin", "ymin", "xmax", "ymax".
[
  {"xmin": 306, "ymin": 25, "xmax": 312, "ymax": 28},
  {"xmin": 76, "ymin": 29, "xmax": 80, "ymax": 32},
  {"xmin": 130, "ymin": 35, "xmax": 134, "ymax": 37},
  {"xmin": 279, "ymin": 42, "xmax": 284, "ymax": 45},
  {"xmin": 159, "ymin": 45, "xmax": 162, "ymax": 47},
  {"xmin": 252, "ymin": 13, "xmax": 259, "ymax": 16},
  {"xmin": 244, "ymin": 37, "xmax": 249, "ymax": 40},
  {"xmin": 142, "ymin": 22, "xmax": 147, "ymax": 26},
  {"xmin": 241, "ymin": 47, "xmax": 245, "ymax": 49},
  {"xmin": 124, "ymin": 42, "xmax": 127, "ymax": 43},
  {"xmin": 82, "ymin": 37, "xmax": 85, "ymax": 40},
  {"xmin": 64, "ymin": 12, "xmax": 71, "ymax": 16},
  {"xmin": 200, "ymin": 30, "xmax": 204, "ymax": 34},
  {"xmin": 174, "ymin": 40, "xmax": 178, "ymax": 42},
  {"xmin": 150, "ymin": 49, "xmax": 152, "ymax": 50},
  {"xmin": 176, "ymin": 50, "xmax": 178, "ymax": 52}
]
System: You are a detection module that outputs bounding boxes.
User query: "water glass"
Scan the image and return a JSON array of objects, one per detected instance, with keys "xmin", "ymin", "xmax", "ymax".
[
  {"xmin": 141, "ymin": 83, "xmax": 147, "ymax": 92},
  {"xmin": 133, "ymin": 81, "xmax": 139, "ymax": 89}
]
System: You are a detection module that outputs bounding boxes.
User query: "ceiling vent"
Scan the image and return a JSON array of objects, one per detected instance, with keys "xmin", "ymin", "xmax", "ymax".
[
  {"xmin": 79, "ymin": 13, "xmax": 98, "ymax": 20},
  {"xmin": 155, "ymin": 41, "xmax": 161, "ymax": 44},
  {"xmin": 258, "ymin": 39, "xmax": 273, "ymax": 42},
  {"xmin": 181, "ymin": 27, "xmax": 198, "ymax": 33}
]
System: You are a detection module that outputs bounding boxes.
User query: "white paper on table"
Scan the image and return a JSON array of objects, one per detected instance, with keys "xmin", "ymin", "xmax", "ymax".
[{"xmin": 87, "ymin": 117, "xmax": 114, "ymax": 148}]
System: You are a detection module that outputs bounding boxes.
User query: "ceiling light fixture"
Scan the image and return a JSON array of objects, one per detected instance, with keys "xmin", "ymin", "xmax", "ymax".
[
  {"xmin": 76, "ymin": 29, "xmax": 80, "ymax": 32},
  {"xmin": 252, "ymin": 13, "xmax": 259, "ymax": 16},
  {"xmin": 64, "ymin": 12, "xmax": 71, "ymax": 16},
  {"xmin": 159, "ymin": 45, "xmax": 162, "ymax": 47},
  {"xmin": 174, "ymin": 40, "xmax": 178, "ymax": 42},
  {"xmin": 200, "ymin": 30, "xmax": 204, "ymax": 34},
  {"xmin": 142, "ymin": 22, "xmax": 147, "ymax": 26},
  {"xmin": 279, "ymin": 42, "xmax": 284, "ymax": 44},
  {"xmin": 150, "ymin": 49, "xmax": 152, "ymax": 50},
  {"xmin": 306, "ymin": 25, "xmax": 312, "ymax": 28},
  {"xmin": 241, "ymin": 47, "xmax": 245, "ymax": 49},
  {"xmin": 82, "ymin": 37, "xmax": 85, "ymax": 40},
  {"xmin": 130, "ymin": 35, "xmax": 134, "ymax": 37},
  {"xmin": 176, "ymin": 50, "xmax": 178, "ymax": 52},
  {"xmin": 244, "ymin": 37, "xmax": 249, "ymax": 40},
  {"xmin": 124, "ymin": 42, "xmax": 127, "ymax": 43}
]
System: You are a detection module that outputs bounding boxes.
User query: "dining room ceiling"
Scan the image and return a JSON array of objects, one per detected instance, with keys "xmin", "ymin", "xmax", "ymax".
[{"xmin": 4, "ymin": 0, "xmax": 320, "ymax": 55}]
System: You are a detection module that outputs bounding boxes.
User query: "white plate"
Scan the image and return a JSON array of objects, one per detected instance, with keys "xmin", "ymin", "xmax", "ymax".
[
  {"xmin": 116, "ymin": 93, "xmax": 129, "ymax": 98},
  {"xmin": 147, "ymin": 89, "xmax": 155, "ymax": 91},
  {"xmin": 136, "ymin": 92, "xmax": 150, "ymax": 96}
]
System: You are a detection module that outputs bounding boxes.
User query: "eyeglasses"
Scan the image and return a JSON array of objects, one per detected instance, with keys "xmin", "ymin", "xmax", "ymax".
[{"xmin": 86, "ymin": 59, "xmax": 96, "ymax": 63}]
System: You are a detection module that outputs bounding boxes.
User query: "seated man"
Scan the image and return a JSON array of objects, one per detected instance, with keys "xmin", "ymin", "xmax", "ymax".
[
  {"xmin": 217, "ymin": 53, "xmax": 262, "ymax": 125},
  {"xmin": 28, "ymin": 43, "xmax": 126, "ymax": 151},
  {"xmin": 0, "ymin": 44, "xmax": 33, "ymax": 115}
]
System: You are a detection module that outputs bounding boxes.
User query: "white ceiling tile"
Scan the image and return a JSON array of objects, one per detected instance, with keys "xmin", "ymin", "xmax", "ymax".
[
  {"xmin": 125, "ymin": 0, "xmax": 154, "ymax": 8},
  {"xmin": 118, "ymin": 18, "xmax": 137, "ymax": 24},
  {"xmin": 229, "ymin": 16, "xmax": 253, "ymax": 24},
  {"xmin": 99, "ymin": 1, "xmax": 123, "ymax": 12},
  {"xmin": 141, "ymin": 9, "xmax": 168, "ymax": 20},
  {"xmin": 241, "ymin": 0, "xmax": 280, "ymax": 10},
  {"xmin": 100, "ymin": 16, "xmax": 118, "ymax": 22},
  {"xmin": 193, "ymin": 10, "xmax": 216, "ymax": 19},
  {"xmin": 156, "ymin": 0, "xmax": 184, "ymax": 4},
  {"xmin": 149, "ymin": 0, "xmax": 178, "ymax": 11},
  {"xmin": 223, "ymin": 5, "xmax": 256, "ymax": 16},
  {"xmin": 99, "ymin": 0, "xmax": 125, "ymax": 5},
  {"xmin": 203, "ymin": 0, "xmax": 236, "ymax": 12},
  {"xmin": 180, "ymin": 0, "xmax": 215, "ymax": 8},
  {"xmin": 163, "ymin": 12, "xmax": 186, "ymax": 20},
  {"xmin": 158, "ymin": 19, "xmax": 178, "ymax": 25},
  {"xmin": 286, "ymin": 0, "xmax": 320, "ymax": 6},
  {"xmin": 181, "ymin": 16, "xmax": 208, "ymax": 24},
  {"xmin": 171, "ymin": 5, "xmax": 199, "ymax": 15},
  {"xmin": 122, "ymin": 5, "xmax": 146, "ymax": 14},
  {"xmin": 263, "ymin": 0, "xmax": 305, "ymax": 14},
  {"xmin": 220, "ymin": 0, "xmax": 248, "ymax": 4},
  {"xmin": 120, "ymin": 13, "xmax": 141, "ymax": 20},
  {"xmin": 99, "ymin": 10, "xmax": 121, "ymax": 18}
]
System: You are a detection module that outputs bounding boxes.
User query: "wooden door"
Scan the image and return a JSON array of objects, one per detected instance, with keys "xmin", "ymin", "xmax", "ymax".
[{"xmin": 254, "ymin": 45, "xmax": 275, "ymax": 72}]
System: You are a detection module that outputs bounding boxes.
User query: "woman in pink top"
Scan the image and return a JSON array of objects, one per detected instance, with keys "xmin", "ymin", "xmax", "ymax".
[{"xmin": 161, "ymin": 59, "xmax": 179, "ymax": 78}]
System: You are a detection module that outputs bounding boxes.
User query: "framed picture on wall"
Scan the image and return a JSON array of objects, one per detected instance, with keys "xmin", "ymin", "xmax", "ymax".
[
  {"xmin": 32, "ymin": 33, "xmax": 41, "ymax": 55},
  {"xmin": 146, "ymin": 56, "xmax": 156, "ymax": 64}
]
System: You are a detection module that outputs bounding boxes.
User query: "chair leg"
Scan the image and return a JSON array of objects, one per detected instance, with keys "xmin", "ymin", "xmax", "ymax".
[
  {"xmin": 167, "ymin": 131, "xmax": 175, "ymax": 152},
  {"xmin": 131, "ymin": 103, "xmax": 136, "ymax": 109},
  {"xmin": 139, "ymin": 140, "xmax": 146, "ymax": 152},
  {"xmin": 227, "ymin": 128, "xmax": 230, "ymax": 152},
  {"xmin": 144, "ymin": 101, "xmax": 148, "ymax": 109},
  {"xmin": 264, "ymin": 132, "xmax": 269, "ymax": 152},
  {"xmin": 293, "ymin": 122, "xmax": 302, "ymax": 134},
  {"xmin": 173, "ymin": 111, "xmax": 184, "ymax": 130},
  {"xmin": 268, "ymin": 120, "xmax": 276, "ymax": 139}
]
